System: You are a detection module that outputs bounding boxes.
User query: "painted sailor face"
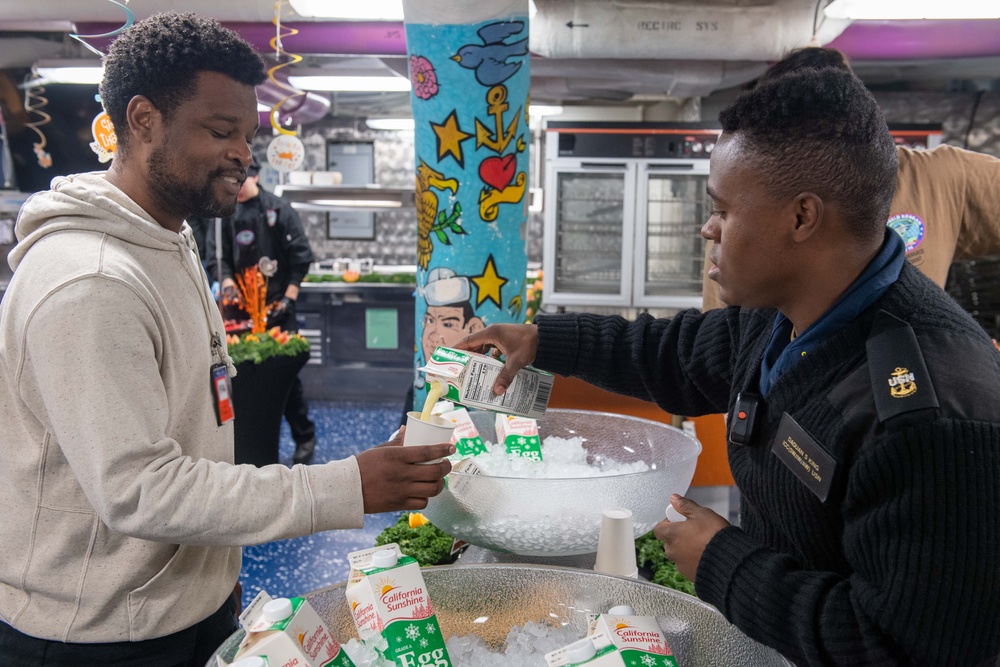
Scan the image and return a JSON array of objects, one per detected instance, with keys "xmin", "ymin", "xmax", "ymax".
[
  {"xmin": 422, "ymin": 304, "xmax": 484, "ymax": 363},
  {"xmin": 702, "ymin": 133, "xmax": 800, "ymax": 309},
  {"xmin": 146, "ymin": 71, "xmax": 259, "ymax": 220}
]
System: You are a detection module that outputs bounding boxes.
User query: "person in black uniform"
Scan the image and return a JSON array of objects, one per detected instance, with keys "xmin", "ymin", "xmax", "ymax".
[
  {"xmin": 205, "ymin": 156, "xmax": 318, "ymax": 465},
  {"xmin": 456, "ymin": 68, "xmax": 1000, "ymax": 665}
]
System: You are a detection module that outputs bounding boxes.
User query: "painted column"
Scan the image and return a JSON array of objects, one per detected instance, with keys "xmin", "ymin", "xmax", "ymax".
[{"xmin": 403, "ymin": 0, "xmax": 531, "ymax": 409}]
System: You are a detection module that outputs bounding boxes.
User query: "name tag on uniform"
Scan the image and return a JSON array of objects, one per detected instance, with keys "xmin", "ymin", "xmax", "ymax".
[
  {"xmin": 770, "ymin": 412, "xmax": 837, "ymax": 501},
  {"xmin": 211, "ymin": 363, "xmax": 235, "ymax": 426}
]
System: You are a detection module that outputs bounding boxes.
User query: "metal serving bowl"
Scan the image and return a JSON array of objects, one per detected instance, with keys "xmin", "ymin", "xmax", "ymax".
[
  {"xmin": 208, "ymin": 565, "xmax": 790, "ymax": 666},
  {"xmin": 422, "ymin": 409, "xmax": 702, "ymax": 556}
]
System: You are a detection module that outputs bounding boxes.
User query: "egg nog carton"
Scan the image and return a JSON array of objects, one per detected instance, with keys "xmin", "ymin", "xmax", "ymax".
[
  {"xmin": 495, "ymin": 413, "xmax": 542, "ymax": 461},
  {"xmin": 438, "ymin": 407, "xmax": 488, "ymax": 457},
  {"xmin": 346, "ymin": 544, "xmax": 453, "ymax": 667},
  {"xmin": 232, "ymin": 590, "xmax": 354, "ymax": 667},
  {"xmin": 420, "ymin": 346, "xmax": 553, "ymax": 420},
  {"xmin": 587, "ymin": 606, "xmax": 679, "ymax": 667},
  {"xmin": 545, "ymin": 631, "xmax": 624, "ymax": 666}
]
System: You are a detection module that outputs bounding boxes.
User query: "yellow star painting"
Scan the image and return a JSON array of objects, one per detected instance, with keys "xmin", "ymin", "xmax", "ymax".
[
  {"xmin": 472, "ymin": 254, "xmax": 509, "ymax": 308},
  {"xmin": 431, "ymin": 110, "xmax": 473, "ymax": 168}
]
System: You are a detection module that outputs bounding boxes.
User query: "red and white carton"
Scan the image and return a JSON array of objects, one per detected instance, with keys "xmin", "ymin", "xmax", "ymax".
[
  {"xmin": 587, "ymin": 606, "xmax": 678, "ymax": 667},
  {"xmin": 420, "ymin": 346, "xmax": 553, "ymax": 420},
  {"xmin": 439, "ymin": 407, "xmax": 488, "ymax": 457},
  {"xmin": 231, "ymin": 590, "xmax": 354, "ymax": 667},
  {"xmin": 345, "ymin": 544, "xmax": 452, "ymax": 667},
  {"xmin": 495, "ymin": 413, "xmax": 542, "ymax": 461}
]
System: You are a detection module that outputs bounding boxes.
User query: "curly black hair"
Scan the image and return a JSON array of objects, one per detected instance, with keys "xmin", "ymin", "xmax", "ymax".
[
  {"xmin": 760, "ymin": 47, "xmax": 851, "ymax": 84},
  {"xmin": 100, "ymin": 12, "xmax": 266, "ymax": 156},
  {"xmin": 719, "ymin": 67, "xmax": 897, "ymax": 242}
]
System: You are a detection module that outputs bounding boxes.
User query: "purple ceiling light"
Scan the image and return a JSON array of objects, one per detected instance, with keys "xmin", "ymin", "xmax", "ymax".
[
  {"xmin": 828, "ymin": 19, "xmax": 1000, "ymax": 59},
  {"xmin": 75, "ymin": 21, "xmax": 408, "ymax": 56}
]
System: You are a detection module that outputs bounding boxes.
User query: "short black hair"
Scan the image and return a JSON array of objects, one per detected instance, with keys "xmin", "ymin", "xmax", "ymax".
[
  {"xmin": 719, "ymin": 67, "xmax": 897, "ymax": 241},
  {"xmin": 100, "ymin": 12, "xmax": 266, "ymax": 155}
]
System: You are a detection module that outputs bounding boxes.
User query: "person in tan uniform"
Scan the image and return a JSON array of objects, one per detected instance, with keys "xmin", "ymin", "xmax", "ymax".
[{"xmin": 702, "ymin": 47, "xmax": 1000, "ymax": 310}]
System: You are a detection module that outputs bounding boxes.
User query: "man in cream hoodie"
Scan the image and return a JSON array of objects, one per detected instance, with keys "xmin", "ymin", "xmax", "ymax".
[{"xmin": 0, "ymin": 13, "xmax": 453, "ymax": 666}]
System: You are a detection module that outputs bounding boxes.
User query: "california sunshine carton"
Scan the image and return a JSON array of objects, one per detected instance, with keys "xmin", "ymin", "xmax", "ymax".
[
  {"xmin": 588, "ymin": 606, "xmax": 678, "ymax": 667},
  {"xmin": 346, "ymin": 544, "xmax": 453, "ymax": 667},
  {"xmin": 231, "ymin": 590, "xmax": 354, "ymax": 667},
  {"xmin": 420, "ymin": 346, "xmax": 553, "ymax": 421}
]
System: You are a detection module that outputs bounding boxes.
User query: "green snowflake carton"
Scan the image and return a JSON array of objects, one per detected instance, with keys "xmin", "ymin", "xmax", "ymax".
[
  {"xmin": 438, "ymin": 407, "xmax": 488, "ymax": 457},
  {"xmin": 229, "ymin": 590, "xmax": 355, "ymax": 667},
  {"xmin": 495, "ymin": 413, "xmax": 543, "ymax": 460},
  {"xmin": 346, "ymin": 543, "xmax": 453, "ymax": 667},
  {"xmin": 586, "ymin": 605, "xmax": 679, "ymax": 667},
  {"xmin": 420, "ymin": 346, "xmax": 553, "ymax": 421}
]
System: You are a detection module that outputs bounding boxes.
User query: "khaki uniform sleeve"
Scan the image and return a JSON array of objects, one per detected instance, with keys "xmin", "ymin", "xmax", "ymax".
[{"xmin": 952, "ymin": 147, "xmax": 1000, "ymax": 259}]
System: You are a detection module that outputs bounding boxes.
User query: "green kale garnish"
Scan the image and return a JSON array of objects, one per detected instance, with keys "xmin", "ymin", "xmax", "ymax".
[
  {"xmin": 635, "ymin": 531, "xmax": 696, "ymax": 596},
  {"xmin": 374, "ymin": 514, "xmax": 456, "ymax": 566}
]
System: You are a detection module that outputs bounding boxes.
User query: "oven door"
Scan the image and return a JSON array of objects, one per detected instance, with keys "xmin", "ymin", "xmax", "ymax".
[
  {"xmin": 543, "ymin": 160, "xmax": 637, "ymax": 307},
  {"xmin": 633, "ymin": 161, "xmax": 710, "ymax": 310}
]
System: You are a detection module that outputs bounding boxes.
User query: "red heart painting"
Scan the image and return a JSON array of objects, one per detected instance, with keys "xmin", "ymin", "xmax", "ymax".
[{"xmin": 479, "ymin": 154, "xmax": 516, "ymax": 191}]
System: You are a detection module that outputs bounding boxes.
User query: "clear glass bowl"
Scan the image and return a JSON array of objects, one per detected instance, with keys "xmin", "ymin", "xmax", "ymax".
[
  {"xmin": 207, "ymin": 565, "xmax": 791, "ymax": 667},
  {"xmin": 423, "ymin": 409, "xmax": 702, "ymax": 556}
]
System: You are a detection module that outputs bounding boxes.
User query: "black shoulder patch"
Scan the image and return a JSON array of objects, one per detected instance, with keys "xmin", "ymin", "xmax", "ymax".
[{"xmin": 867, "ymin": 310, "xmax": 939, "ymax": 424}]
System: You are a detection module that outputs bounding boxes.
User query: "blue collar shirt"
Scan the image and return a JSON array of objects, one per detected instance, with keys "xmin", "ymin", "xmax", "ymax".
[{"xmin": 759, "ymin": 229, "xmax": 907, "ymax": 396}]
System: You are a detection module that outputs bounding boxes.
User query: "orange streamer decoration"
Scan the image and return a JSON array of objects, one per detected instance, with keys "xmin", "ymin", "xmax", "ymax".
[{"xmin": 235, "ymin": 267, "xmax": 269, "ymax": 333}]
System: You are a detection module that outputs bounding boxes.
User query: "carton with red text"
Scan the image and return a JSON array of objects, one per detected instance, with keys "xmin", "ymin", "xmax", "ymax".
[
  {"xmin": 495, "ymin": 413, "xmax": 542, "ymax": 461},
  {"xmin": 346, "ymin": 544, "xmax": 452, "ymax": 667},
  {"xmin": 438, "ymin": 407, "xmax": 488, "ymax": 457},
  {"xmin": 233, "ymin": 590, "xmax": 354, "ymax": 667},
  {"xmin": 587, "ymin": 608, "xmax": 678, "ymax": 667},
  {"xmin": 420, "ymin": 346, "xmax": 552, "ymax": 420}
]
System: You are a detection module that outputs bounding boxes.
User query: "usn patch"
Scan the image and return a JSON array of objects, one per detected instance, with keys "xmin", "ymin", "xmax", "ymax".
[
  {"xmin": 867, "ymin": 311, "xmax": 939, "ymax": 423},
  {"xmin": 235, "ymin": 229, "xmax": 255, "ymax": 246},
  {"xmin": 887, "ymin": 213, "xmax": 925, "ymax": 254},
  {"xmin": 888, "ymin": 367, "xmax": 917, "ymax": 398}
]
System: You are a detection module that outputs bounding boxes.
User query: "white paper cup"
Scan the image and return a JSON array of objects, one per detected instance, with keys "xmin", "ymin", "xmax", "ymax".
[
  {"xmin": 594, "ymin": 507, "xmax": 638, "ymax": 578},
  {"xmin": 404, "ymin": 411, "xmax": 456, "ymax": 463}
]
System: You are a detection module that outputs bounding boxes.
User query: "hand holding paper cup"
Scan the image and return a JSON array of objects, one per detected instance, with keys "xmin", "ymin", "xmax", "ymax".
[{"xmin": 404, "ymin": 411, "xmax": 456, "ymax": 464}]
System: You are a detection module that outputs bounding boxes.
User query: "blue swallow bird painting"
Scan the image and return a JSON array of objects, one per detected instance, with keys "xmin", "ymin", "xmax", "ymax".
[{"xmin": 450, "ymin": 20, "xmax": 528, "ymax": 86}]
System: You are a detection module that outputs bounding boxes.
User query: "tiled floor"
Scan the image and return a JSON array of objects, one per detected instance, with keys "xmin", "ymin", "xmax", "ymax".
[{"xmin": 237, "ymin": 400, "xmax": 742, "ymax": 610}]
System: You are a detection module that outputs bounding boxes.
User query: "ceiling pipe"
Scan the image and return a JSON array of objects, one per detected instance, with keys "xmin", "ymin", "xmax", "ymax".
[
  {"xmin": 43, "ymin": 15, "xmax": 1000, "ymax": 64},
  {"xmin": 530, "ymin": 0, "xmax": 847, "ymax": 61}
]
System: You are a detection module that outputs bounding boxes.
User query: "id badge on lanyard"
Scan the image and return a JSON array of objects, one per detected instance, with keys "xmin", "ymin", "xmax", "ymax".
[{"xmin": 211, "ymin": 363, "xmax": 235, "ymax": 426}]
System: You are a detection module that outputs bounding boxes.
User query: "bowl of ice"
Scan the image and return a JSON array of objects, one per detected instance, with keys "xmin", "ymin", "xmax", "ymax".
[
  {"xmin": 207, "ymin": 565, "xmax": 791, "ymax": 667},
  {"xmin": 422, "ymin": 409, "xmax": 702, "ymax": 557}
]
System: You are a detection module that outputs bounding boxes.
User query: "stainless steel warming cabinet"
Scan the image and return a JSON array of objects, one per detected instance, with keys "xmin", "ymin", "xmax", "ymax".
[{"xmin": 543, "ymin": 122, "xmax": 719, "ymax": 311}]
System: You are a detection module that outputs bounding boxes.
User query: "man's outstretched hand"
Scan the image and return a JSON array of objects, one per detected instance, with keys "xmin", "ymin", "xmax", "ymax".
[{"xmin": 355, "ymin": 431, "xmax": 454, "ymax": 513}]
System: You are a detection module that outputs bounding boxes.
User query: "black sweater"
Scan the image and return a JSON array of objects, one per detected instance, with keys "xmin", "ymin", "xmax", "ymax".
[{"xmin": 534, "ymin": 263, "xmax": 1000, "ymax": 666}]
